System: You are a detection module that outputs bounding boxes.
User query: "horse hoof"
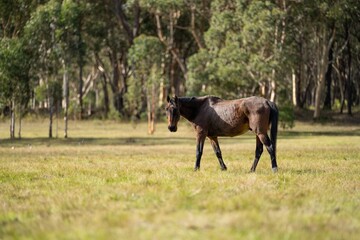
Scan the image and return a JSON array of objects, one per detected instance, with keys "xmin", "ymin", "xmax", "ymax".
[
  {"xmin": 221, "ymin": 167, "xmax": 227, "ymax": 171},
  {"xmin": 194, "ymin": 167, "xmax": 200, "ymax": 171},
  {"xmin": 272, "ymin": 167, "xmax": 278, "ymax": 173}
]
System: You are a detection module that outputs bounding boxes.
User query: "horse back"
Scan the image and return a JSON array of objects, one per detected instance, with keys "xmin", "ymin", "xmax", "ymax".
[{"xmin": 206, "ymin": 96, "xmax": 271, "ymax": 136}]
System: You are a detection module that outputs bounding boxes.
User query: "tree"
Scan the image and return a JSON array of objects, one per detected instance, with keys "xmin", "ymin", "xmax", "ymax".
[
  {"xmin": 0, "ymin": 38, "xmax": 31, "ymax": 139},
  {"xmin": 35, "ymin": 81, "xmax": 62, "ymax": 137},
  {"xmin": 141, "ymin": 0, "xmax": 207, "ymax": 96},
  {"xmin": 309, "ymin": 1, "xmax": 336, "ymax": 119},
  {"xmin": 0, "ymin": 0, "xmax": 44, "ymax": 139},
  {"xmin": 188, "ymin": 0, "xmax": 286, "ymax": 100},
  {"xmin": 128, "ymin": 35, "xmax": 164, "ymax": 134}
]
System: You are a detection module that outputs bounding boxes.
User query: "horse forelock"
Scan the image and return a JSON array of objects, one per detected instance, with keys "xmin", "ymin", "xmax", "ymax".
[{"xmin": 168, "ymin": 97, "xmax": 178, "ymax": 107}]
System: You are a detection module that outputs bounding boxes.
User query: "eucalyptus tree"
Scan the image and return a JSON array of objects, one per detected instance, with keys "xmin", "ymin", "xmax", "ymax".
[
  {"xmin": 331, "ymin": 0, "xmax": 360, "ymax": 115},
  {"xmin": 128, "ymin": 35, "xmax": 164, "ymax": 134},
  {"xmin": 0, "ymin": 39, "xmax": 31, "ymax": 139},
  {"xmin": 0, "ymin": 0, "xmax": 43, "ymax": 138},
  {"xmin": 139, "ymin": 0, "xmax": 209, "ymax": 96},
  {"xmin": 188, "ymin": 0, "xmax": 287, "ymax": 100},
  {"xmin": 25, "ymin": 0, "xmax": 88, "ymax": 137},
  {"xmin": 24, "ymin": 0, "xmax": 67, "ymax": 137},
  {"xmin": 288, "ymin": 0, "xmax": 360, "ymax": 118},
  {"xmin": 82, "ymin": 0, "xmax": 142, "ymax": 117}
]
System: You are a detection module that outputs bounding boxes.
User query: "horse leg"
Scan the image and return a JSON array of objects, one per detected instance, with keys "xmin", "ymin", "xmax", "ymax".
[
  {"xmin": 195, "ymin": 134, "xmax": 206, "ymax": 171},
  {"xmin": 250, "ymin": 136, "xmax": 263, "ymax": 172},
  {"xmin": 208, "ymin": 136, "xmax": 227, "ymax": 171},
  {"xmin": 257, "ymin": 133, "xmax": 278, "ymax": 173}
]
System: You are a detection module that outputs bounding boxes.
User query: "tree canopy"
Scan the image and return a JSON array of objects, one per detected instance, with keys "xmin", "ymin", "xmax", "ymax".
[{"xmin": 1, "ymin": 0, "xmax": 359, "ymax": 136}]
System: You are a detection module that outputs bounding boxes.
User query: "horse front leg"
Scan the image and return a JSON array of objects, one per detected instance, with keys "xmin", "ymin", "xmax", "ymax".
[
  {"xmin": 208, "ymin": 136, "xmax": 227, "ymax": 171},
  {"xmin": 195, "ymin": 134, "xmax": 206, "ymax": 171}
]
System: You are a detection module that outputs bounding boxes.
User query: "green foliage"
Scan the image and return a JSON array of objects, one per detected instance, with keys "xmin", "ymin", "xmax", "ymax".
[
  {"xmin": 139, "ymin": 0, "xmax": 184, "ymax": 11},
  {"xmin": 0, "ymin": 38, "xmax": 31, "ymax": 105},
  {"xmin": 24, "ymin": 0, "xmax": 62, "ymax": 73},
  {"xmin": 1, "ymin": 0, "xmax": 360, "ymax": 121},
  {"xmin": 0, "ymin": 0, "xmax": 40, "ymax": 38},
  {"xmin": 35, "ymin": 81, "xmax": 62, "ymax": 103},
  {"xmin": 126, "ymin": 35, "xmax": 164, "ymax": 116},
  {"xmin": 128, "ymin": 35, "xmax": 163, "ymax": 69},
  {"xmin": 279, "ymin": 104, "xmax": 295, "ymax": 129},
  {"xmin": 188, "ymin": 0, "xmax": 284, "ymax": 98}
]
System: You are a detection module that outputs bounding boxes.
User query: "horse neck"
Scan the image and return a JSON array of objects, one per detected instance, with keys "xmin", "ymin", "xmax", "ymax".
[{"xmin": 179, "ymin": 97, "xmax": 204, "ymax": 121}]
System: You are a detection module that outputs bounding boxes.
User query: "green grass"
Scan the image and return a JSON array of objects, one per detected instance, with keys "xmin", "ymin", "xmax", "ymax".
[{"xmin": 0, "ymin": 120, "xmax": 359, "ymax": 239}]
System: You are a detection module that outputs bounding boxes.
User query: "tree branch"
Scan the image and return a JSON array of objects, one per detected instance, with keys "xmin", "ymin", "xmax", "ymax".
[{"xmin": 190, "ymin": 4, "xmax": 206, "ymax": 49}]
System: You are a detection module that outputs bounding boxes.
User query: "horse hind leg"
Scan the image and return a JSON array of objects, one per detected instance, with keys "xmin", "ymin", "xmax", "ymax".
[
  {"xmin": 250, "ymin": 136, "xmax": 263, "ymax": 172},
  {"xmin": 257, "ymin": 133, "xmax": 278, "ymax": 173},
  {"xmin": 195, "ymin": 134, "xmax": 206, "ymax": 171},
  {"xmin": 209, "ymin": 137, "xmax": 227, "ymax": 171}
]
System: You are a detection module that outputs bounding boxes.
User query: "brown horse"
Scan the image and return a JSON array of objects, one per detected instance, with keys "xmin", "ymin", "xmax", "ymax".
[{"xmin": 165, "ymin": 95, "xmax": 279, "ymax": 172}]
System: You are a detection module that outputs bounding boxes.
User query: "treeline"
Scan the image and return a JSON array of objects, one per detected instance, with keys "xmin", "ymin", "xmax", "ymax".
[{"xmin": 0, "ymin": 0, "xmax": 359, "ymax": 138}]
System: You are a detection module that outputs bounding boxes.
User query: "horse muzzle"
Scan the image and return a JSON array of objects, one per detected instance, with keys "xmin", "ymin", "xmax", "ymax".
[{"xmin": 168, "ymin": 125, "xmax": 177, "ymax": 132}]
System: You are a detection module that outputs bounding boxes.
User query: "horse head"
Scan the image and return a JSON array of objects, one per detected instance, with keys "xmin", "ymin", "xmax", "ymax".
[{"xmin": 166, "ymin": 96, "xmax": 180, "ymax": 132}]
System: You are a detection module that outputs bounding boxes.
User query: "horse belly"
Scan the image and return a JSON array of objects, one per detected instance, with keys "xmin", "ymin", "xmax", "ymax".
[
  {"xmin": 228, "ymin": 122, "xmax": 249, "ymax": 136},
  {"xmin": 208, "ymin": 102, "xmax": 250, "ymax": 137},
  {"xmin": 210, "ymin": 121, "xmax": 249, "ymax": 137}
]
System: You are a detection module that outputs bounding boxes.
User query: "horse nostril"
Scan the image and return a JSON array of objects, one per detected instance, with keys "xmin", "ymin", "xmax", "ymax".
[{"xmin": 168, "ymin": 126, "xmax": 177, "ymax": 132}]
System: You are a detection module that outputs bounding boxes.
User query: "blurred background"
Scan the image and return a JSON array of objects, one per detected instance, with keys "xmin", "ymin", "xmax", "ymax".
[{"xmin": 1, "ymin": 0, "xmax": 359, "ymax": 137}]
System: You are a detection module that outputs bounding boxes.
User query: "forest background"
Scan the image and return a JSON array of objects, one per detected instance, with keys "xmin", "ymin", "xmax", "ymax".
[{"xmin": 0, "ymin": 0, "xmax": 359, "ymax": 138}]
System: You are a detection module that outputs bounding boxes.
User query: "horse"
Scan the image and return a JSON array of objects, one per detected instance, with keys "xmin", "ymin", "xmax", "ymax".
[{"xmin": 165, "ymin": 95, "xmax": 279, "ymax": 172}]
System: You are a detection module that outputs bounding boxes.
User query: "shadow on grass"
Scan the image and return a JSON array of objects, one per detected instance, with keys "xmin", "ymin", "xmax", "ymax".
[
  {"xmin": 0, "ymin": 136, "xmax": 196, "ymax": 147},
  {"xmin": 1, "ymin": 127, "xmax": 359, "ymax": 148},
  {"xmin": 281, "ymin": 128, "xmax": 360, "ymax": 137}
]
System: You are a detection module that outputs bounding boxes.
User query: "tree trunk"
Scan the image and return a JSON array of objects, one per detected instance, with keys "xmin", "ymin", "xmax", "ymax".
[
  {"xmin": 113, "ymin": 0, "xmax": 140, "ymax": 45},
  {"xmin": 78, "ymin": 62, "xmax": 83, "ymax": 119},
  {"xmin": 49, "ymin": 97, "xmax": 53, "ymax": 138},
  {"xmin": 323, "ymin": 44, "xmax": 333, "ymax": 110},
  {"xmin": 56, "ymin": 101, "xmax": 59, "ymax": 138},
  {"xmin": 270, "ymin": 69, "xmax": 276, "ymax": 102},
  {"xmin": 101, "ymin": 72, "xmax": 110, "ymax": 116},
  {"xmin": 292, "ymin": 69, "xmax": 297, "ymax": 106},
  {"xmin": 10, "ymin": 100, "xmax": 15, "ymax": 139},
  {"xmin": 147, "ymin": 85, "xmax": 157, "ymax": 135},
  {"xmin": 155, "ymin": 12, "xmax": 188, "ymax": 83},
  {"xmin": 190, "ymin": 4, "xmax": 206, "ymax": 49},
  {"xmin": 313, "ymin": 26, "xmax": 335, "ymax": 119},
  {"xmin": 63, "ymin": 62, "xmax": 69, "ymax": 138},
  {"xmin": 18, "ymin": 105, "xmax": 21, "ymax": 139},
  {"xmin": 345, "ymin": 22, "xmax": 352, "ymax": 116}
]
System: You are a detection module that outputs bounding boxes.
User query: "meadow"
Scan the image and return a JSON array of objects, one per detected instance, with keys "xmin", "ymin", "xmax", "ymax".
[{"xmin": 0, "ymin": 119, "xmax": 359, "ymax": 239}]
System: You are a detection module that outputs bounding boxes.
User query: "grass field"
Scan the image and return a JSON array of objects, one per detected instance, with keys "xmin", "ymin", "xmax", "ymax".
[{"xmin": 0, "ymin": 119, "xmax": 359, "ymax": 239}]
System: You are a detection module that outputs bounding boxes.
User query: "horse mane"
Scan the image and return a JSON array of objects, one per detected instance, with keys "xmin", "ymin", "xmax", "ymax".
[
  {"xmin": 179, "ymin": 95, "xmax": 222, "ymax": 104},
  {"xmin": 177, "ymin": 96, "xmax": 223, "ymax": 121}
]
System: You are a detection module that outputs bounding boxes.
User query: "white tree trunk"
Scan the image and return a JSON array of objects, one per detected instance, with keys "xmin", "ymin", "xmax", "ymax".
[{"xmin": 292, "ymin": 69, "xmax": 297, "ymax": 106}]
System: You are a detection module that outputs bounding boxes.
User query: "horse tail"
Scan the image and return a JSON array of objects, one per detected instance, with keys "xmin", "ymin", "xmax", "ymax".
[{"xmin": 268, "ymin": 101, "xmax": 278, "ymax": 154}]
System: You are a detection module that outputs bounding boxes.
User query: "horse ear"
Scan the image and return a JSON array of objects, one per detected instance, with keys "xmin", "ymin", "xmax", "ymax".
[
  {"xmin": 174, "ymin": 95, "xmax": 178, "ymax": 103},
  {"xmin": 167, "ymin": 96, "xmax": 170, "ymax": 103}
]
